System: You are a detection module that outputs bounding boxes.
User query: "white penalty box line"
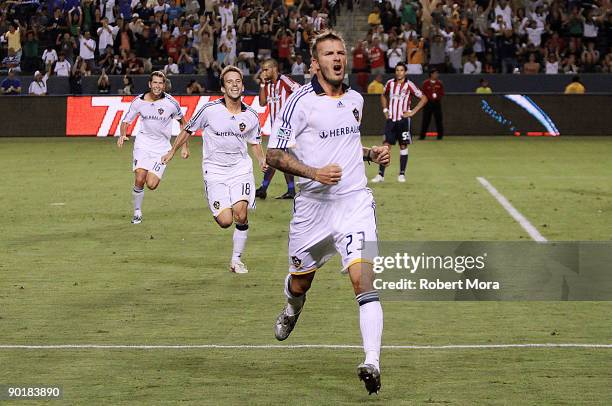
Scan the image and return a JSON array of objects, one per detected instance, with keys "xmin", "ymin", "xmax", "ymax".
[
  {"xmin": 0, "ymin": 344, "xmax": 611, "ymax": 350},
  {"xmin": 477, "ymin": 177, "xmax": 547, "ymax": 242}
]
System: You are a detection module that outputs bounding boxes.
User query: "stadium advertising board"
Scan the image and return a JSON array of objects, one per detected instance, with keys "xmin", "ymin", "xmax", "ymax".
[{"xmin": 66, "ymin": 96, "xmax": 272, "ymax": 137}]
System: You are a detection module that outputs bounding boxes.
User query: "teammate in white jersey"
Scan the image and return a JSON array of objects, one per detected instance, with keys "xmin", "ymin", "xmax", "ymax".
[
  {"xmin": 162, "ymin": 66, "xmax": 267, "ymax": 274},
  {"xmin": 371, "ymin": 63, "xmax": 427, "ymax": 184},
  {"xmin": 266, "ymin": 31, "xmax": 390, "ymax": 394},
  {"xmin": 117, "ymin": 71, "xmax": 189, "ymax": 224}
]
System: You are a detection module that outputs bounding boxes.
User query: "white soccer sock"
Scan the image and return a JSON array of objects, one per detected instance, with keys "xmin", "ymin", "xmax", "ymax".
[
  {"xmin": 231, "ymin": 223, "xmax": 249, "ymax": 262},
  {"xmin": 284, "ymin": 274, "xmax": 305, "ymax": 316},
  {"xmin": 356, "ymin": 291, "xmax": 383, "ymax": 371},
  {"xmin": 132, "ymin": 186, "xmax": 144, "ymax": 213}
]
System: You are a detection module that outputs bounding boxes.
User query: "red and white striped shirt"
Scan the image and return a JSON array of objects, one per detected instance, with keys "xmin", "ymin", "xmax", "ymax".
[
  {"xmin": 383, "ymin": 78, "xmax": 423, "ymax": 121},
  {"xmin": 265, "ymin": 74, "xmax": 301, "ymax": 123}
]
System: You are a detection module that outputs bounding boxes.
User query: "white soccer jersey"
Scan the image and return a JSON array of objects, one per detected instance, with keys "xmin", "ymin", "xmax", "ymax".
[
  {"xmin": 122, "ymin": 92, "xmax": 184, "ymax": 154},
  {"xmin": 265, "ymin": 74, "xmax": 301, "ymax": 123},
  {"xmin": 269, "ymin": 75, "xmax": 366, "ymax": 197},
  {"xmin": 383, "ymin": 78, "xmax": 423, "ymax": 122},
  {"xmin": 185, "ymin": 98, "xmax": 261, "ymax": 178}
]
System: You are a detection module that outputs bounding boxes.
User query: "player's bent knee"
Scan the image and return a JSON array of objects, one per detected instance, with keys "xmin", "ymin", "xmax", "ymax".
[{"xmin": 290, "ymin": 272, "xmax": 315, "ymax": 295}]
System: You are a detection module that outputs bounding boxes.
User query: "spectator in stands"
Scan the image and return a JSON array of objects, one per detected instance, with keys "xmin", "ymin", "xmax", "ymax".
[
  {"xmin": 97, "ymin": 17, "xmax": 119, "ymax": 56},
  {"xmin": 561, "ymin": 54, "xmax": 579, "ymax": 75},
  {"xmin": 428, "ymin": 32, "xmax": 446, "ymax": 72},
  {"xmin": 367, "ymin": 73, "xmax": 385, "ymax": 94},
  {"xmin": 386, "ymin": 39, "xmax": 404, "ymax": 72},
  {"xmin": 291, "ymin": 54, "xmax": 306, "ymax": 75},
  {"xmin": 79, "ymin": 31, "xmax": 97, "ymax": 71},
  {"xmin": 523, "ymin": 53, "xmax": 540, "ymax": 74},
  {"xmin": 5, "ymin": 22, "xmax": 22, "ymax": 60},
  {"xmin": 22, "ymin": 30, "xmax": 40, "ymax": 74},
  {"xmin": 1, "ymin": 68, "xmax": 21, "ymax": 95},
  {"xmin": 368, "ymin": 6, "xmax": 382, "ymax": 27},
  {"xmin": 119, "ymin": 74, "xmax": 134, "ymax": 94},
  {"xmin": 69, "ymin": 56, "xmax": 86, "ymax": 94},
  {"xmin": 352, "ymin": 40, "xmax": 369, "ymax": 73},
  {"xmin": 97, "ymin": 69, "xmax": 111, "ymax": 94},
  {"xmin": 178, "ymin": 47, "xmax": 197, "ymax": 74},
  {"xmin": 54, "ymin": 53, "xmax": 72, "ymax": 77},
  {"xmin": 448, "ymin": 38, "xmax": 464, "ymax": 73},
  {"xmin": 2, "ymin": 48, "xmax": 21, "ymax": 73},
  {"xmin": 368, "ymin": 37, "xmax": 385, "ymax": 75},
  {"xmin": 164, "ymin": 56, "xmax": 179, "ymax": 75},
  {"xmin": 564, "ymin": 76, "xmax": 585, "ymax": 94},
  {"xmin": 405, "ymin": 35, "xmax": 424, "ymax": 74},
  {"xmin": 463, "ymin": 53, "xmax": 482, "ymax": 74},
  {"xmin": 28, "ymin": 69, "xmax": 50, "ymax": 96},
  {"xmin": 602, "ymin": 49, "xmax": 612, "ymax": 73},
  {"xmin": 42, "ymin": 44, "xmax": 58, "ymax": 71},
  {"xmin": 186, "ymin": 79, "xmax": 205, "ymax": 94},
  {"xmin": 581, "ymin": 42, "xmax": 600, "ymax": 73},
  {"xmin": 57, "ymin": 32, "xmax": 77, "ymax": 64},
  {"xmin": 475, "ymin": 78, "xmax": 493, "ymax": 94},
  {"xmin": 545, "ymin": 53, "xmax": 559, "ymax": 74},
  {"xmin": 126, "ymin": 51, "xmax": 144, "ymax": 74}
]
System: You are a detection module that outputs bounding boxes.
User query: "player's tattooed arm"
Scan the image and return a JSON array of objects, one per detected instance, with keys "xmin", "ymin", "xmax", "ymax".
[{"xmin": 266, "ymin": 148, "xmax": 342, "ymax": 185}]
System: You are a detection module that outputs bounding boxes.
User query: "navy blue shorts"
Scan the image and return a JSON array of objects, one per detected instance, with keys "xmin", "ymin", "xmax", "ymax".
[{"xmin": 384, "ymin": 118, "xmax": 412, "ymax": 145}]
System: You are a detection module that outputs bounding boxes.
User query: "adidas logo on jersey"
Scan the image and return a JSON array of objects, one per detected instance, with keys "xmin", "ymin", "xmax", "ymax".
[{"xmin": 337, "ymin": 101, "xmax": 345, "ymax": 108}]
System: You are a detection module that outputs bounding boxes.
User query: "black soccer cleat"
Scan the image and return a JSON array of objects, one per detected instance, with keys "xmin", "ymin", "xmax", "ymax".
[
  {"xmin": 275, "ymin": 190, "xmax": 295, "ymax": 200},
  {"xmin": 255, "ymin": 186, "xmax": 267, "ymax": 200},
  {"xmin": 357, "ymin": 363, "xmax": 381, "ymax": 395}
]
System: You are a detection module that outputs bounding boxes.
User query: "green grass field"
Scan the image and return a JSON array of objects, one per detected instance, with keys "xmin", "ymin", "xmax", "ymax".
[{"xmin": 1, "ymin": 136, "xmax": 611, "ymax": 404}]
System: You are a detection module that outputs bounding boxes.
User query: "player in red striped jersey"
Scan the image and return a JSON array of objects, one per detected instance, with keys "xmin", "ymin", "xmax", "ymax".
[
  {"xmin": 255, "ymin": 59, "xmax": 302, "ymax": 199},
  {"xmin": 371, "ymin": 63, "xmax": 427, "ymax": 184}
]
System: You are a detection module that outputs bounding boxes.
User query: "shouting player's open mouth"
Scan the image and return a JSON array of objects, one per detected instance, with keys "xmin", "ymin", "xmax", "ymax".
[{"xmin": 333, "ymin": 63, "xmax": 343, "ymax": 75}]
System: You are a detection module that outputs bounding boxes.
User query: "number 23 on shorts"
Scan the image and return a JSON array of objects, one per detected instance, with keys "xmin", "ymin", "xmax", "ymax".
[{"xmin": 345, "ymin": 231, "xmax": 365, "ymax": 256}]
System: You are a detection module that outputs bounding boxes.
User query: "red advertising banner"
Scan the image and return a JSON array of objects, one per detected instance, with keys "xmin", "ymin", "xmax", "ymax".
[{"xmin": 66, "ymin": 95, "xmax": 271, "ymax": 137}]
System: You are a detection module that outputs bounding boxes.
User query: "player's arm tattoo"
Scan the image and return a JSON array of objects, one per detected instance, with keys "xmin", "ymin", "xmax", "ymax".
[{"xmin": 266, "ymin": 148, "xmax": 317, "ymax": 180}]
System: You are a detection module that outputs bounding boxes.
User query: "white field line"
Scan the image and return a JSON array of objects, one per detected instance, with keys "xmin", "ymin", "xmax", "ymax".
[
  {"xmin": 477, "ymin": 177, "xmax": 547, "ymax": 242},
  {"xmin": 0, "ymin": 344, "xmax": 610, "ymax": 350}
]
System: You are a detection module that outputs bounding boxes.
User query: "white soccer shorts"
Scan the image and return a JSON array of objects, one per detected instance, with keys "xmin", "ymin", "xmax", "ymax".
[
  {"xmin": 203, "ymin": 172, "xmax": 256, "ymax": 217},
  {"xmin": 132, "ymin": 148, "xmax": 168, "ymax": 179},
  {"xmin": 287, "ymin": 188, "xmax": 379, "ymax": 275}
]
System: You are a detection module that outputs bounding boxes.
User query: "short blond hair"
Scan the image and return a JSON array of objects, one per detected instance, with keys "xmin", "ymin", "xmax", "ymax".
[
  {"xmin": 220, "ymin": 65, "xmax": 244, "ymax": 87},
  {"xmin": 310, "ymin": 30, "xmax": 346, "ymax": 60},
  {"xmin": 149, "ymin": 70, "xmax": 166, "ymax": 82}
]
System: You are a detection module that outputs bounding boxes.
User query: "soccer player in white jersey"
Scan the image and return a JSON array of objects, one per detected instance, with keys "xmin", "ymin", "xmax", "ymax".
[
  {"xmin": 162, "ymin": 66, "xmax": 267, "ymax": 274},
  {"xmin": 266, "ymin": 30, "xmax": 390, "ymax": 394},
  {"xmin": 371, "ymin": 62, "xmax": 427, "ymax": 184},
  {"xmin": 117, "ymin": 71, "xmax": 189, "ymax": 224},
  {"xmin": 254, "ymin": 58, "xmax": 301, "ymax": 200}
]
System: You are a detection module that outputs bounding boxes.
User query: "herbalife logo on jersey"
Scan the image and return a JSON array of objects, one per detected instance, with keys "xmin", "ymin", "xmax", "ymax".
[
  {"xmin": 158, "ymin": 108, "xmax": 164, "ymax": 115},
  {"xmin": 319, "ymin": 125, "xmax": 360, "ymax": 139}
]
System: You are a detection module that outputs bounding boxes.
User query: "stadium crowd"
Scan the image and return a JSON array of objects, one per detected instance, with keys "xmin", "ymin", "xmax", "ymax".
[
  {"xmin": 357, "ymin": 0, "xmax": 611, "ymax": 75},
  {"xmin": 0, "ymin": 0, "xmax": 610, "ymax": 95}
]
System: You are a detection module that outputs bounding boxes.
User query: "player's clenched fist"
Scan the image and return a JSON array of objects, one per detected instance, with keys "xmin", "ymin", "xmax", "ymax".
[
  {"xmin": 117, "ymin": 135, "xmax": 129, "ymax": 148},
  {"xmin": 314, "ymin": 164, "xmax": 343, "ymax": 185},
  {"xmin": 370, "ymin": 145, "xmax": 390, "ymax": 167},
  {"xmin": 161, "ymin": 150, "xmax": 174, "ymax": 164}
]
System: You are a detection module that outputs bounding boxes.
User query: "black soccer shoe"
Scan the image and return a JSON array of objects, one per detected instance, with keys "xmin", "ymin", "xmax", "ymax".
[
  {"xmin": 357, "ymin": 363, "xmax": 381, "ymax": 395},
  {"xmin": 275, "ymin": 190, "xmax": 296, "ymax": 200},
  {"xmin": 255, "ymin": 186, "xmax": 267, "ymax": 200}
]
